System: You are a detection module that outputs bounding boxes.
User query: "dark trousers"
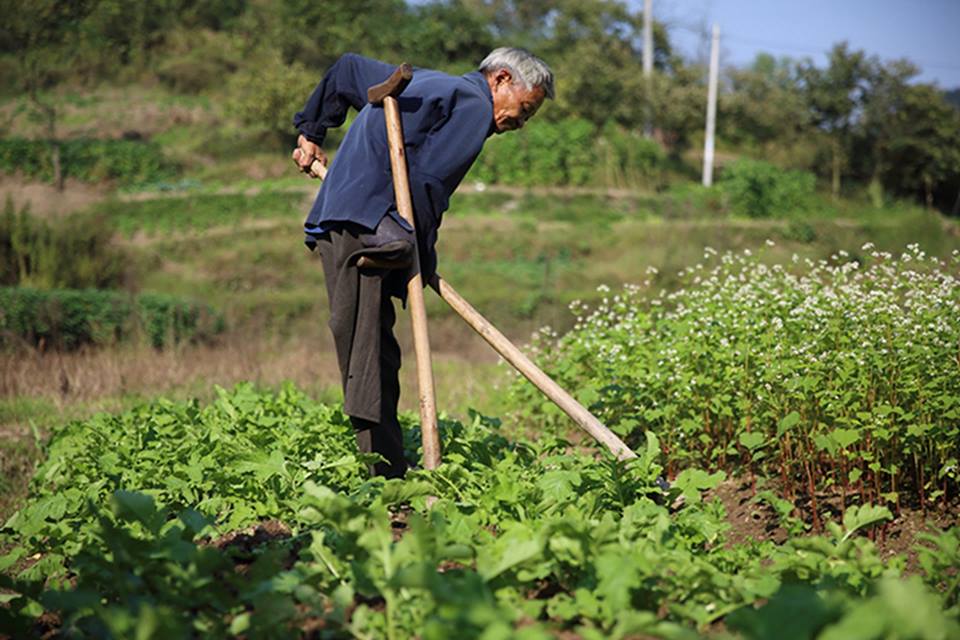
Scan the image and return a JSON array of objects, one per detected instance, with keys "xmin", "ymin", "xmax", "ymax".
[{"xmin": 314, "ymin": 221, "xmax": 412, "ymax": 479}]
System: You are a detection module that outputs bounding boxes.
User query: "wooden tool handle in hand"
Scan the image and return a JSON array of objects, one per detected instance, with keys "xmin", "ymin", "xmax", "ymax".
[
  {"xmin": 292, "ymin": 147, "xmax": 328, "ymax": 179},
  {"xmin": 310, "ymin": 158, "xmax": 327, "ymax": 179}
]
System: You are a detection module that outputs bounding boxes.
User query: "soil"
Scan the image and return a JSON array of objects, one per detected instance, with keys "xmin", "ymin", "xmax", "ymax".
[
  {"xmin": 706, "ymin": 477, "xmax": 789, "ymax": 546},
  {"xmin": 0, "ymin": 176, "xmax": 109, "ymax": 217},
  {"xmin": 705, "ymin": 475, "xmax": 959, "ymax": 571},
  {"xmin": 389, "ymin": 504, "xmax": 412, "ymax": 542},
  {"xmin": 204, "ymin": 519, "xmax": 300, "ymax": 573}
]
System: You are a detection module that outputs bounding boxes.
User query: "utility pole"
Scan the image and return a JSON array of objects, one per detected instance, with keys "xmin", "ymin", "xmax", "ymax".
[
  {"xmin": 643, "ymin": 0, "xmax": 653, "ymax": 77},
  {"xmin": 702, "ymin": 23, "xmax": 719, "ymax": 187},
  {"xmin": 643, "ymin": 0, "xmax": 653, "ymax": 137}
]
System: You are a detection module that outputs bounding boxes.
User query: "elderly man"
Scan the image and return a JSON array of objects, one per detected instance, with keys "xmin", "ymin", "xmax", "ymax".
[{"xmin": 293, "ymin": 48, "xmax": 554, "ymax": 478}]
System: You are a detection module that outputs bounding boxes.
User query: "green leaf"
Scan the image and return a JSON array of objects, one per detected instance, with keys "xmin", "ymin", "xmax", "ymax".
[
  {"xmin": 739, "ymin": 431, "xmax": 767, "ymax": 451},
  {"xmin": 777, "ymin": 411, "xmax": 801, "ymax": 436},
  {"xmin": 538, "ymin": 470, "xmax": 581, "ymax": 504},
  {"xmin": 379, "ymin": 479, "xmax": 433, "ymax": 505},
  {"xmin": 480, "ymin": 528, "xmax": 542, "ymax": 582},
  {"xmin": 112, "ymin": 491, "xmax": 162, "ymax": 532},
  {"xmin": 839, "ymin": 504, "xmax": 893, "ymax": 544},
  {"xmin": 229, "ymin": 613, "xmax": 251, "ymax": 635},
  {"xmin": 236, "ymin": 449, "xmax": 288, "ymax": 482},
  {"xmin": 0, "ymin": 548, "xmax": 25, "ymax": 573},
  {"xmin": 673, "ymin": 468, "xmax": 726, "ymax": 504},
  {"xmin": 832, "ymin": 428, "xmax": 860, "ymax": 449},
  {"xmin": 728, "ymin": 584, "xmax": 841, "ymax": 640}
]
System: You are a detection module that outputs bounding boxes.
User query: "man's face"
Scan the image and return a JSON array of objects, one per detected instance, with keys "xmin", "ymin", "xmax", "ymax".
[{"xmin": 490, "ymin": 69, "xmax": 546, "ymax": 134}]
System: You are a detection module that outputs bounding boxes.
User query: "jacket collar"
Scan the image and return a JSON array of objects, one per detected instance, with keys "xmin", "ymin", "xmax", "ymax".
[{"xmin": 463, "ymin": 70, "xmax": 496, "ymax": 137}]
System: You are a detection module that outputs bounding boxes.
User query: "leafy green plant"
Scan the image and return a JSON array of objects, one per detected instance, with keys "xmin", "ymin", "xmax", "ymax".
[
  {"xmin": 0, "ymin": 287, "xmax": 224, "ymax": 349},
  {"xmin": 721, "ymin": 158, "xmax": 815, "ymax": 218},
  {"xmin": 0, "ymin": 137, "xmax": 177, "ymax": 186},
  {"xmin": 1, "ymin": 385, "xmax": 957, "ymax": 638}
]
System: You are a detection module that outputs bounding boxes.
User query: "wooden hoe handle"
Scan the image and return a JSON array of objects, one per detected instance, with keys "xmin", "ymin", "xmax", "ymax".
[
  {"xmin": 428, "ymin": 275, "xmax": 636, "ymax": 461},
  {"xmin": 367, "ymin": 63, "xmax": 413, "ymax": 104},
  {"xmin": 371, "ymin": 66, "xmax": 442, "ymax": 471}
]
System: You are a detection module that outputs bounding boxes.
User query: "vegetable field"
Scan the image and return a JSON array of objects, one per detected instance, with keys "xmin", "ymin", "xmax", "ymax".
[{"xmin": 1, "ymin": 245, "xmax": 959, "ymax": 639}]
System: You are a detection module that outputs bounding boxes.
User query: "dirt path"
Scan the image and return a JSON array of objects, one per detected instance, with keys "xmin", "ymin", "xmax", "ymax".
[{"xmin": 0, "ymin": 177, "xmax": 110, "ymax": 217}]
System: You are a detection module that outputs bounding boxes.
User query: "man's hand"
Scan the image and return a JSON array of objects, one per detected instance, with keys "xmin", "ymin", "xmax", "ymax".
[{"xmin": 293, "ymin": 134, "xmax": 328, "ymax": 178}]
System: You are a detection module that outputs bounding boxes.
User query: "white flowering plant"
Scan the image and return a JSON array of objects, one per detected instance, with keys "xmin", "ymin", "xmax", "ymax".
[{"xmin": 510, "ymin": 244, "xmax": 960, "ymax": 528}]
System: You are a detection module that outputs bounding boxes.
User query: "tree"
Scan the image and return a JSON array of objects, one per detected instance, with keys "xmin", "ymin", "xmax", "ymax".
[
  {"xmin": 944, "ymin": 88, "xmax": 960, "ymax": 110},
  {"xmin": 798, "ymin": 42, "xmax": 872, "ymax": 198},
  {"xmin": 398, "ymin": 1, "xmax": 494, "ymax": 72},
  {"xmin": 855, "ymin": 58, "xmax": 919, "ymax": 205},
  {"xmin": 0, "ymin": 0, "xmax": 93, "ymax": 190},
  {"xmin": 722, "ymin": 53, "xmax": 809, "ymax": 152},
  {"xmin": 270, "ymin": 0, "xmax": 411, "ymax": 70},
  {"xmin": 882, "ymin": 84, "xmax": 960, "ymax": 209},
  {"xmin": 525, "ymin": 0, "xmax": 682, "ymax": 136}
]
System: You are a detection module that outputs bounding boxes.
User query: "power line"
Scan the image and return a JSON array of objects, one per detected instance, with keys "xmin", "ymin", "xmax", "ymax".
[{"xmin": 667, "ymin": 21, "xmax": 960, "ymax": 73}]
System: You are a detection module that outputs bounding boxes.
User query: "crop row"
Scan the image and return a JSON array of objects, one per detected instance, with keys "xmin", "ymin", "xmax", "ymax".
[{"xmin": 1, "ymin": 385, "xmax": 958, "ymax": 638}]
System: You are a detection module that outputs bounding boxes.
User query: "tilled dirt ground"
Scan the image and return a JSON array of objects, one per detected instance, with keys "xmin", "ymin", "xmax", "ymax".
[{"xmin": 706, "ymin": 476, "xmax": 959, "ymax": 571}]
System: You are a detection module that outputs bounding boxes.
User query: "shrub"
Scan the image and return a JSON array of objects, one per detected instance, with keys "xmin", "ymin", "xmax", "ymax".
[
  {"xmin": 225, "ymin": 49, "xmax": 316, "ymax": 144},
  {"xmin": 595, "ymin": 121, "xmax": 666, "ymax": 187},
  {"xmin": 0, "ymin": 198, "xmax": 128, "ymax": 289},
  {"xmin": 154, "ymin": 27, "xmax": 243, "ymax": 93},
  {"xmin": 720, "ymin": 158, "xmax": 815, "ymax": 218},
  {"xmin": 470, "ymin": 119, "xmax": 665, "ymax": 187},
  {"xmin": 0, "ymin": 137, "xmax": 178, "ymax": 186},
  {"xmin": 0, "ymin": 287, "xmax": 224, "ymax": 350}
]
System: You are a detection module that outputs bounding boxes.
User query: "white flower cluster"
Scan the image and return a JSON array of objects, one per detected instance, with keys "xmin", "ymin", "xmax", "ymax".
[{"xmin": 525, "ymin": 244, "xmax": 959, "ymax": 493}]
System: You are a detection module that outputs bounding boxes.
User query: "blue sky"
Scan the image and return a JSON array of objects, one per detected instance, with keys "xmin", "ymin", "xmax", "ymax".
[{"xmin": 650, "ymin": 0, "xmax": 960, "ymax": 88}]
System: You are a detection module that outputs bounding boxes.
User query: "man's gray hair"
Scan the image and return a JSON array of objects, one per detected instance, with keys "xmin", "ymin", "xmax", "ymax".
[{"xmin": 479, "ymin": 47, "xmax": 555, "ymax": 99}]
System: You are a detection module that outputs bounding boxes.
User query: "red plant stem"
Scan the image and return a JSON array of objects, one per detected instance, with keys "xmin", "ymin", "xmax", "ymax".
[
  {"xmin": 918, "ymin": 456, "xmax": 926, "ymax": 514},
  {"xmin": 804, "ymin": 454, "xmax": 821, "ymax": 533},
  {"xmin": 783, "ymin": 433, "xmax": 794, "ymax": 499},
  {"xmin": 780, "ymin": 446, "xmax": 791, "ymax": 500},
  {"xmin": 727, "ymin": 418, "xmax": 734, "ymax": 450},
  {"xmin": 873, "ymin": 471, "xmax": 880, "ymax": 505},
  {"xmin": 840, "ymin": 452, "xmax": 848, "ymax": 511},
  {"xmin": 892, "ymin": 468, "xmax": 900, "ymax": 517}
]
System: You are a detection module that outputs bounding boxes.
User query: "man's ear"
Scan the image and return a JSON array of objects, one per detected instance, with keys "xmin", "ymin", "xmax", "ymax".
[{"xmin": 494, "ymin": 68, "xmax": 514, "ymax": 88}]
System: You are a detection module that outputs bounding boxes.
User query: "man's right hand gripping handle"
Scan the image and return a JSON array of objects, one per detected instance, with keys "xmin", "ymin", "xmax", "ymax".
[{"xmin": 293, "ymin": 134, "xmax": 328, "ymax": 178}]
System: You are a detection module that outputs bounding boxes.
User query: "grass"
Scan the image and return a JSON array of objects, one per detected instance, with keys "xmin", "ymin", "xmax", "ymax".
[
  {"xmin": 89, "ymin": 189, "xmax": 308, "ymax": 236},
  {"xmin": 75, "ymin": 186, "xmax": 958, "ymax": 341}
]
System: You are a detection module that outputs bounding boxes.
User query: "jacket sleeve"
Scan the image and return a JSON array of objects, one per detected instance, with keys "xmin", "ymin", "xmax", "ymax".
[
  {"xmin": 407, "ymin": 89, "xmax": 492, "ymax": 280},
  {"xmin": 293, "ymin": 53, "xmax": 395, "ymax": 145}
]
